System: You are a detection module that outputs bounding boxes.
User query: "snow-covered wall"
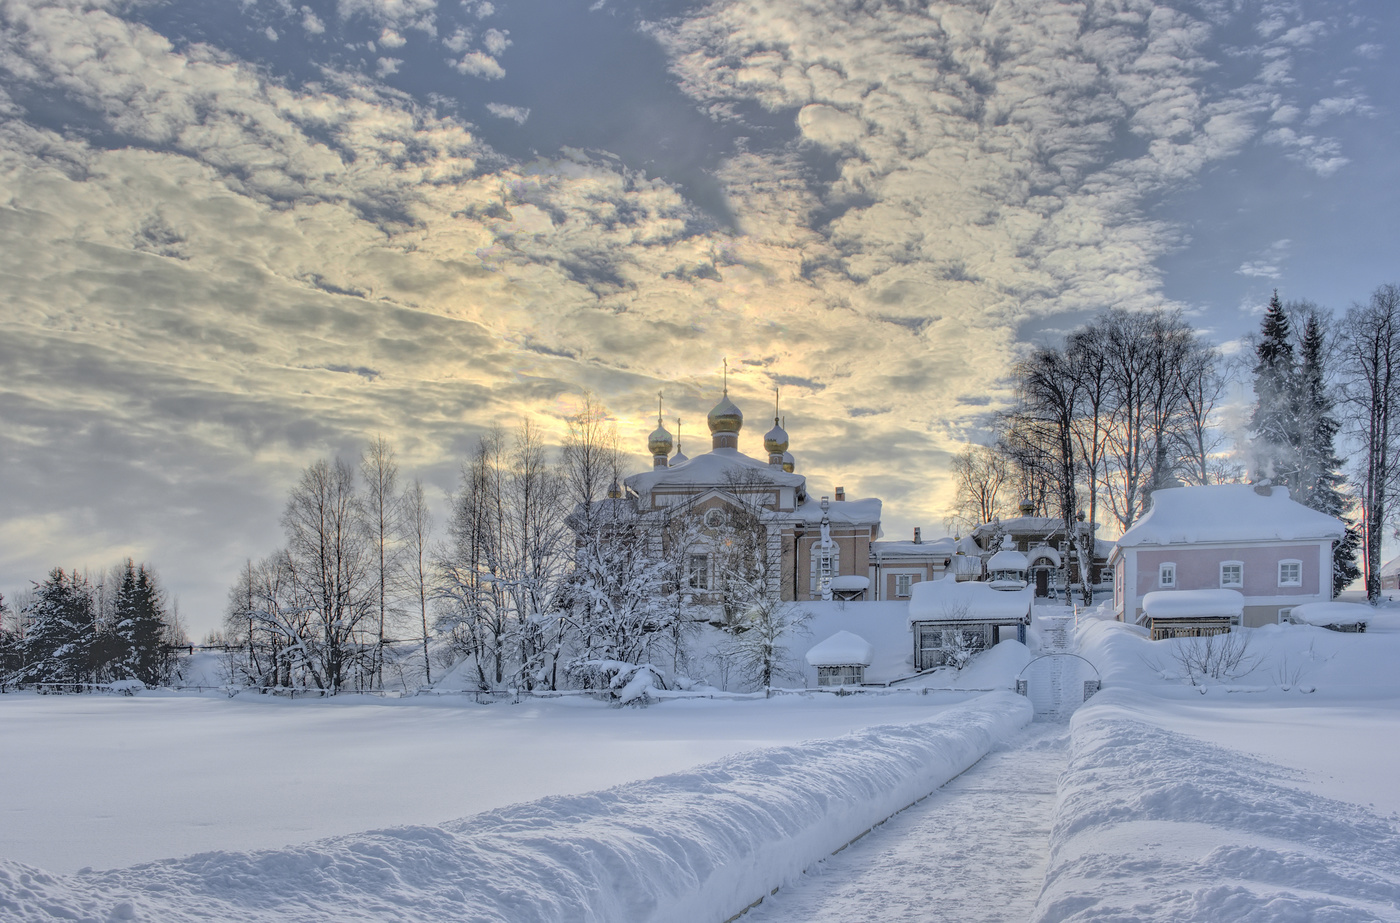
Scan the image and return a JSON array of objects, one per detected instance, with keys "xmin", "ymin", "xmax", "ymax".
[{"xmin": 0, "ymin": 692, "xmax": 1031, "ymax": 923}]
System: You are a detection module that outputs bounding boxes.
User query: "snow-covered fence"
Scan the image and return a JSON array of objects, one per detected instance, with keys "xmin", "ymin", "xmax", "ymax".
[{"xmin": 0, "ymin": 692, "xmax": 1031, "ymax": 923}]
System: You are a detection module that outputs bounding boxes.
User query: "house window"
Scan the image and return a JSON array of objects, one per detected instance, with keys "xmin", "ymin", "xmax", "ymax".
[
  {"xmin": 1278, "ymin": 560, "xmax": 1302, "ymax": 587},
  {"xmin": 809, "ymin": 541, "xmax": 841, "ymax": 594},
  {"xmin": 1159, "ymin": 563, "xmax": 1176, "ymax": 588},
  {"xmin": 688, "ymin": 553, "xmax": 709, "ymax": 590},
  {"xmin": 1278, "ymin": 607, "xmax": 1294, "ymax": 625},
  {"xmin": 816, "ymin": 665, "xmax": 864, "ymax": 687},
  {"xmin": 1220, "ymin": 561, "xmax": 1243, "ymax": 588},
  {"xmin": 895, "ymin": 574, "xmax": 913, "ymax": 597}
]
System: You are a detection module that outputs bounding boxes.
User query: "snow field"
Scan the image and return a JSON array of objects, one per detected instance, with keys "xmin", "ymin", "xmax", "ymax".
[{"xmin": 0, "ymin": 692, "xmax": 1031, "ymax": 923}]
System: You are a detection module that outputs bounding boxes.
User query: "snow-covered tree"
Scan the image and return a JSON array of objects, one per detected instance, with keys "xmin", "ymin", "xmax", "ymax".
[
  {"xmin": 112, "ymin": 560, "xmax": 171, "ymax": 685},
  {"xmin": 1292, "ymin": 311, "xmax": 1362, "ymax": 595},
  {"xmin": 12, "ymin": 568, "xmax": 96, "ymax": 688},
  {"xmin": 401, "ymin": 477, "xmax": 434, "ymax": 685},
  {"xmin": 719, "ymin": 598, "xmax": 812, "ymax": 693},
  {"xmin": 1250, "ymin": 291, "xmax": 1299, "ymax": 485},
  {"xmin": 360, "ymin": 436, "xmax": 403, "ymax": 690}
]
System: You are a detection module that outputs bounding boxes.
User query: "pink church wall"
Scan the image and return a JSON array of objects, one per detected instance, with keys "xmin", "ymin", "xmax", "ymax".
[{"xmin": 1134, "ymin": 544, "xmax": 1322, "ymax": 598}]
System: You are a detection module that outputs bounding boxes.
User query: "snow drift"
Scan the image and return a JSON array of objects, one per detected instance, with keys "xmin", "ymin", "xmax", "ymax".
[
  {"xmin": 1032, "ymin": 691, "xmax": 1400, "ymax": 923},
  {"xmin": 0, "ymin": 692, "xmax": 1030, "ymax": 923}
]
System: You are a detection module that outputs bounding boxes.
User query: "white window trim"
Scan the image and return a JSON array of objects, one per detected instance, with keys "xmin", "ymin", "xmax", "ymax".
[
  {"xmin": 894, "ymin": 574, "xmax": 913, "ymax": 598},
  {"xmin": 1278, "ymin": 559, "xmax": 1303, "ymax": 587},
  {"xmin": 1158, "ymin": 562, "xmax": 1176, "ymax": 588},
  {"xmin": 809, "ymin": 540, "xmax": 841, "ymax": 594},
  {"xmin": 1220, "ymin": 560, "xmax": 1244, "ymax": 588},
  {"xmin": 688, "ymin": 552, "xmax": 710, "ymax": 591},
  {"xmin": 1278, "ymin": 607, "xmax": 1294, "ymax": 625}
]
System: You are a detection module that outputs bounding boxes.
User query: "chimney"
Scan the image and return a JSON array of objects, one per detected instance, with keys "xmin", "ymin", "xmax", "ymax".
[
  {"xmin": 1253, "ymin": 479, "xmax": 1273, "ymax": 497},
  {"xmin": 835, "ymin": 486, "xmax": 845, "ymax": 502},
  {"xmin": 914, "ymin": 527, "xmax": 922, "ymax": 544}
]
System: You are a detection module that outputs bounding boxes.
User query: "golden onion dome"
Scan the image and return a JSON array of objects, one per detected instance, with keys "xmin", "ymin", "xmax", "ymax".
[
  {"xmin": 764, "ymin": 419, "xmax": 789, "ymax": 454},
  {"xmin": 648, "ymin": 423, "xmax": 673, "ymax": 456},
  {"xmin": 782, "ymin": 450, "xmax": 795, "ymax": 473},
  {"xmin": 707, "ymin": 394, "xmax": 743, "ymax": 434}
]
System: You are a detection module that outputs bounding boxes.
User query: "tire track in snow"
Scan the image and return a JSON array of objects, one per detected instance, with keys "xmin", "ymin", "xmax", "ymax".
[{"xmin": 742, "ymin": 722, "xmax": 1068, "ymax": 923}]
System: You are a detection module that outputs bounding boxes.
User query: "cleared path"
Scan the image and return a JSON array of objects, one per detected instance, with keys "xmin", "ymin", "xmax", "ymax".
[{"xmin": 743, "ymin": 722, "xmax": 1068, "ymax": 923}]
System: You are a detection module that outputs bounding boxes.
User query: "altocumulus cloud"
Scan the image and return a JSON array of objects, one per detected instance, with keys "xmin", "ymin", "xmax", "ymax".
[{"xmin": 0, "ymin": 0, "xmax": 1376, "ymax": 631}]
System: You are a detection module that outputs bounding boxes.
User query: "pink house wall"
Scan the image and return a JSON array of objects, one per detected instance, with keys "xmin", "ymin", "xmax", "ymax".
[{"xmin": 1134, "ymin": 544, "xmax": 1321, "ymax": 598}]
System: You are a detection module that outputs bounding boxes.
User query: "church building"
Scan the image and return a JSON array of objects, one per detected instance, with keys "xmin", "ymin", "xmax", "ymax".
[{"xmin": 615, "ymin": 381, "xmax": 949, "ymax": 603}]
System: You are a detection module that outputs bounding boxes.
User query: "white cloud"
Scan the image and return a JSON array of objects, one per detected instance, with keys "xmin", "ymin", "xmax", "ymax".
[
  {"xmin": 1263, "ymin": 127, "xmax": 1349, "ymax": 176},
  {"xmin": 264, "ymin": 26, "xmax": 278, "ymax": 41},
  {"xmin": 455, "ymin": 50, "xmax": 504, "ymax": 79},
  {"xmin": 486, "ymin": 102, "xmax": 529, "ymax": 124},
  {"xmin": 300, "ymin": 6, "xmax": 326, "ymax": 34},
  {"xmin": 1236, "ymin": 239, "xmax": 1291, "ymax": 279},
  {"xmin": 482, "ymin": 27, "xmax": 509, "ymax": 56},
  {"xmin": 379, "ymin": 27, "xmax": 407, "ymax": 48},
  {"xmin": 376, "ymin": 56, "xmax": 401, "ymax": 77}
]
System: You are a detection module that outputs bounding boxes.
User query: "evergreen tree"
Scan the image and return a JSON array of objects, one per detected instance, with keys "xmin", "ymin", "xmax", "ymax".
[
  {"xmin": 15, "ymin": 568, "xmax": 97, "ymax": 687},
  {"xmin": 1294, "ymin": 313, "xmax": 1362, "ymax": 594},
  {"xmin": 1250, "ymin": 291, "xmax": 1299, "ymax": 484},
  {"xmin": 113, "ymin": 560, "xmax": 169, "ymax": 685}
]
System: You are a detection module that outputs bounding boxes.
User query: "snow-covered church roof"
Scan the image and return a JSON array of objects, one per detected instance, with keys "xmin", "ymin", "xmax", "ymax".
[
  {"xmin": 987, "ymin": 546, "xmax": 1028, "ymax": 572},
  {"xmin": 907, "ymin": 577, "xmax": 1032, "ymax": 623},
  {"xmin": 625, "ymin": 447, "xmax": 806, "ymax": 495},
  {"xmin": 805, "ymin": 631, "xmax": 874, "ymax": 667},
  {"xmin": 1116, "ymin": 484, "xmax": 1344, "ymax": 548}
]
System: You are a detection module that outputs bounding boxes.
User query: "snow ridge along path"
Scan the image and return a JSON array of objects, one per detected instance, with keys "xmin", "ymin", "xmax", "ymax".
[
  {"xmin": 0, "ymin": 692, "xmax": 1031, "ymax": 923},
  {"xmin": 1033, "ymin": 692, "xmax": 1400, "ymax": 923}
]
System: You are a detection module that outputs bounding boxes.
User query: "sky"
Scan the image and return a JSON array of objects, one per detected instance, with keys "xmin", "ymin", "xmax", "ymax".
[{"xmin": 1, "ymin": 0, "xmax": 1396, "ymax": 637}]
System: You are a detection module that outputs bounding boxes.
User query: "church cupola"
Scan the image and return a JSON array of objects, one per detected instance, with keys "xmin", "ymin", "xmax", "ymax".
[
  {"xmin": 764, "ymin": 387, "xmax": 788, "ymax": 467},
  {"xmin": 670, "ymin": 418, "xmax": 689, "ymax": 466},
  {"xmin": 647, "ymin": 392, "xmax": 672, "ymax": 469},
  {"xmin": 708, "ymin": 359, "xmax": 743, "ymax": 450}
]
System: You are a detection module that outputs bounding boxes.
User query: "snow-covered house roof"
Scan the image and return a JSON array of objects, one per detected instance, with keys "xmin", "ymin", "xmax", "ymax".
[
  {"xmin": 1116, "ymin": 485, "xmax": 1344, "ymax": 548},
  {"xmin": 871, "ymin": 537, "xmax": 956, "ymax": 558},
  {"xmin": 1025, "ymin": 545, "xmax": 1062, "ymax": 568},
  {"xmin": 907, "ymin": 578, "xmax": 1033, "ymax": 624},
  {"xmin": 1381, "ymin": 556, "xmax": 1400, "ymax": 579},
  {"xmin": 1142, "ymin": 589, "xmax": 1244, "ymax": 620},
  {"xmin": 793, "ymin": 496, "xmax": 882, "ymax": 526},
  {"xmin": 805, "ymin": 630, "xmax": 874, "ymax": 667},
  {"xmin": 1287, "ymin": 602, "xmax": 1370, "ymax": 627}
]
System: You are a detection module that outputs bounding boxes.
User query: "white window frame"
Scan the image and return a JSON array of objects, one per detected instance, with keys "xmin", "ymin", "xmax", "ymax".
[
  {"xmin": 1220, "ymin": 561, "xmax": 1243, "ymax": 588},
  {"xmin": 1158, "ymin": 562, "xmax": 1176, "ymax": 588},
  {"xmin": 1278, "ymin": 607, "xmax": 1294, "ymax": 625},
  {"xmin": 687, "ymin": 553, "xmax": 710, "ymax": 590},
  {"xmin": 894, "ymin": 573, "xmax": 913, "ymax": 597},
  {"xmin": 1278, "ymin": 559, "xmax": 1302, "ymax": 587}
]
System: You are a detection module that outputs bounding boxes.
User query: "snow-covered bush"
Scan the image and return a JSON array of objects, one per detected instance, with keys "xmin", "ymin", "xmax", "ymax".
[
  {"xmin": 1170, "ymin": 630, "xmax": 1258, "ymax": 685},
  {"xmin": 568, "ymin": 659, "xmax": 667, "ymax": 705}
]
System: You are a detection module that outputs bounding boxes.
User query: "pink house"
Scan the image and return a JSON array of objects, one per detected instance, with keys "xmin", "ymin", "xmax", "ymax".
[{"xmin": 1110, "ymin": 484, "xmax": 1345, "ymax": 628}]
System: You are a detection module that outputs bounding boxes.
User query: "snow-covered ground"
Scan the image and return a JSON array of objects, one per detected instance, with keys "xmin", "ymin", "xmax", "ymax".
[
  {"xmin": 0, "ymin": 688, "xmax": 1001, "ymax": 874},
  {"xmin": 5, "ymin": 610, "xmax": 1400, "ymax": 922}
]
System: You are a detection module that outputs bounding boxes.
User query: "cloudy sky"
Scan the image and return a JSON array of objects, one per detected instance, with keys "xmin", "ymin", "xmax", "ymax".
[{"xmin": 2, "ymin": 0, "xmax": 1395, "ymax": 636}]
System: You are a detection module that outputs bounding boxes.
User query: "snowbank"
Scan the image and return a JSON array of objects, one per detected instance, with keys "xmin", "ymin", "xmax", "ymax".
[
  {"xmin": 0, "ymin": 693, "xmax": 1030, "ymax": 923},
  {"xmin": 1287, "ymin": 601, "xmax": 1370, "ymax": 627},
  {"xmin": 1032, "ymin": 692, "xmax": 1400, "ymax": 922}
]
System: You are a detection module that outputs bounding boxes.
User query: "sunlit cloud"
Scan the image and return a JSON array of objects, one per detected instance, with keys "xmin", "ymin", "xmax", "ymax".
[{"xmin": 0, "ymin": 0, "xmax": 1386, "ymax": 630}]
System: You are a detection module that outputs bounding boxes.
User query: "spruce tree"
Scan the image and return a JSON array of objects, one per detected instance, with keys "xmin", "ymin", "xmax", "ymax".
[
  {"xmin": 1250, "ymin": 291, "xmax": 1299, "ymax": 485},
  {"xmin": 17, "ymin": 568, "xmax": 97, "ymax": 687},
  {"xmin": 113, "ymin": 560, "xmax": 169, "ymax": 685},
  {"xmin": 1294, "ymin": 313, "xmax": 1362, "ymax": 594}
]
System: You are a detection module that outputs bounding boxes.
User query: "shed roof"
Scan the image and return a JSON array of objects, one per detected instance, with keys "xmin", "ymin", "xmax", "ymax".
[
  {"xmin": 805, "ymin": 630, "xmax": 874, "ymax": 667},
  {"xmin": 1142, "ymin": 588, "xmax": 1244, "ymax": 619}
]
